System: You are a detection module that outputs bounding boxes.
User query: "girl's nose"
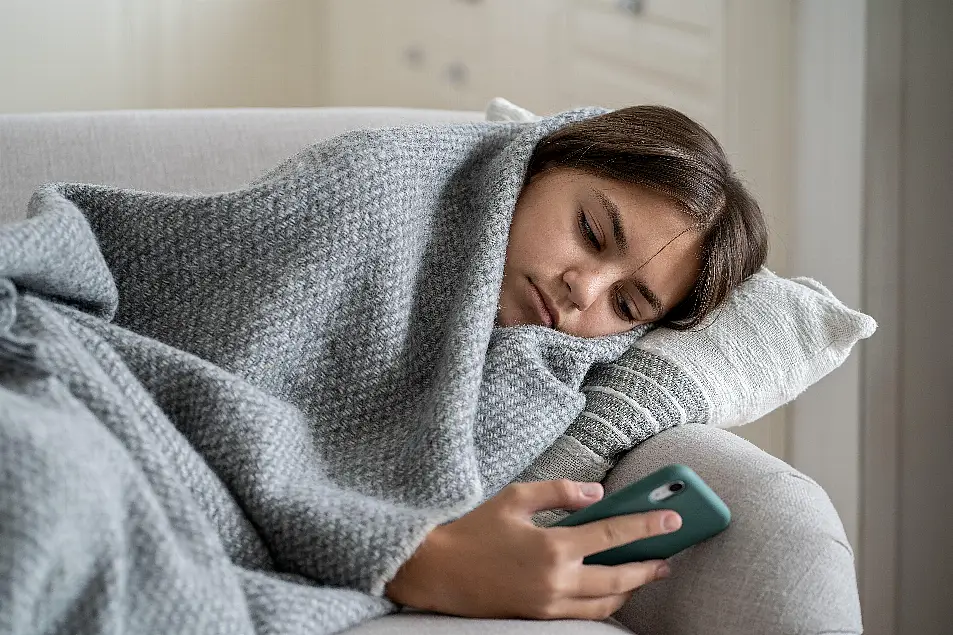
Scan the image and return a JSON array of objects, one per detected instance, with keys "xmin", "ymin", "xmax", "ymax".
[{"xmin": 562, "ymin": 268, "xmax": 609, "ymax": 312}]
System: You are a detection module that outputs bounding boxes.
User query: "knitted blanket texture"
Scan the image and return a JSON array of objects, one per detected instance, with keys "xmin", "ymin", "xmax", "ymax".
[{"xmin": 0, "ymin": 111, "xmax": 643, "ymax": 634}]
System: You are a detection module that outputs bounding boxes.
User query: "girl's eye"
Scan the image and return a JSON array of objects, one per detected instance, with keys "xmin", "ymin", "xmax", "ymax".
[
  {"xmin": 615, "ymin": 290, "xmax": 638, "ymax": 322},
  {"xmin": 577, "ymin": 210, "xmax": 600, "ymax": 249}
]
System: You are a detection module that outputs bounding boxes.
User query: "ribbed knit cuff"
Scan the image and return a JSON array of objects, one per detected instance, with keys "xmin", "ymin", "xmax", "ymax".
[{"xmin": 567, "ymin": 349, "xmax": 709, "ymax": 463}]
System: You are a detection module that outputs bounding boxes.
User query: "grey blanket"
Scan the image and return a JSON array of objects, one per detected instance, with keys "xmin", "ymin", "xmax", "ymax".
[{"xmin": 0, "ymin": 111, "xmax": 641, "ymax": 634}]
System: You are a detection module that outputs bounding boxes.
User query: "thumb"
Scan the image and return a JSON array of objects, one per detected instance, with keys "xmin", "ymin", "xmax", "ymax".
[{"xmin": 500, "ymin": 479, "xmax": 604, "ymax": 516}]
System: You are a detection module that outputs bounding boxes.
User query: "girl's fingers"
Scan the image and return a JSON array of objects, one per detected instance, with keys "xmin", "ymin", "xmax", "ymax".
[
  {"xmin": 571, "ymin": 560, "xmax": 670, "ymax": 598},
  {"xmin": 543, "ymin": 593, "xmax": 632, "ymax": 621},
  {"xmin": 552, "ymin": 509, "xmax": 681, "ymax": 560},
  {"xmin": 497, "ymin": 479, "xmax": 603, "ymax": 516}
]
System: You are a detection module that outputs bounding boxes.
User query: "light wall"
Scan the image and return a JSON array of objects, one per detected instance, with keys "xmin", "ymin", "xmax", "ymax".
[
  {"xmin": 885, "ymin": 1, "xmax": 953, "ymax": 631},
  {"xmin": 857, "ymin": 1, "xmax": 953, "ymax": 632},
  {"xmin": 0, "ymin": 0, "xmax": 328, "ymax": 113},
  {"xmin": 789, "ymin": 0, "xmax": 867, "ymax": 551}
]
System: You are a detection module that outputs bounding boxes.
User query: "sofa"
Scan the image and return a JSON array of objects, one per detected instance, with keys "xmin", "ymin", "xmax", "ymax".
[{"xmin": 0, "ymin": 107, "xmax": 863, "ymax": 634}]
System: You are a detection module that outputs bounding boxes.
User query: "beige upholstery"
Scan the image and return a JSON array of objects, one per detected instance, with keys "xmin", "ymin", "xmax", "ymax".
[
  {"xmin": 0, "ymin": 108, "xmax": 863, "ymax": 634},
  {"xmin": 345, "ymin": 613, "xmax": 631, "ymax": 634},
  {"xmin": 605, "ymin": 425, "xmax": 862, "ymax": 634}
]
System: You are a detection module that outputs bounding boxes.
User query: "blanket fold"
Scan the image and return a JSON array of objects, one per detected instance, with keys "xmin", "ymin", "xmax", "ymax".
[{"xmin": 0, "ymin": 110, "xmax": 640, "ymax": 635}]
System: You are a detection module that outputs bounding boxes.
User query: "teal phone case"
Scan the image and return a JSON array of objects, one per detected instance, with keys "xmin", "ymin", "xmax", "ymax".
[{"xmin": 552, "ymin": 464, "xmax": 730, "ymax": 565}]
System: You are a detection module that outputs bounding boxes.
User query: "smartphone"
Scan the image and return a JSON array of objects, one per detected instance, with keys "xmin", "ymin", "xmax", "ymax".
[{"xmin": 552, "ymin": 464, "xmax": 730, "ymax": 565}]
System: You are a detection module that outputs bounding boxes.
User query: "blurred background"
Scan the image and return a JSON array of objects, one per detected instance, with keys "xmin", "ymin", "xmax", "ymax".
[
  {"xmin": 0, "ymin": 0, "xmax": 795, "ymax": 458},
  {"xmin": 0, "ymin": 1, "xmax": 950, "ymax": 633}
]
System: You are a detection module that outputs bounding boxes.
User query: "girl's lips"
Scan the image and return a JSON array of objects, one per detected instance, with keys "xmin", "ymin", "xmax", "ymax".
[{"xmin": 528, "ymin": 278, "xmax": 554, "ymax": 328}]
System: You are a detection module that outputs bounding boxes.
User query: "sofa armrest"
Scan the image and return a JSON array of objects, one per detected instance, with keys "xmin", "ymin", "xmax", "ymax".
[{"xmin": 604, "ymin": 424, "xmax": 862, "ymax": 635}]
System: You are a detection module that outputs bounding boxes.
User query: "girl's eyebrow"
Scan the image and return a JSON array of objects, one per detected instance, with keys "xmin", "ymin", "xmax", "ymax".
[
  {"xmin": 592, "ymin": 188, "xmax": 628, "ymax": 255},
  {"xmin": 591, "ymin": 187, "xmax": 666, "ymax": 319}
]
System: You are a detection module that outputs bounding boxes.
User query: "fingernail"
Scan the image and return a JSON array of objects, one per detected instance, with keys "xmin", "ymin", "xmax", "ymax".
[
  {"xmin": 580, "ymin": 482, "xmax": 602, "ymax": 498},
  {"xmin": 656, "ymin": 563, "xmax": 671, "ymax": 579},
  {"xmin": 663, "ymin": 513, "xmax": 682, "ymax": 532}
]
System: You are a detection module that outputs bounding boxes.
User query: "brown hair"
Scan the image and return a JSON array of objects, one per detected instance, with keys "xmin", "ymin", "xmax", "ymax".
[{"xmin": 525, "ymin": 105, "xmax": 768, "ymax": 330}]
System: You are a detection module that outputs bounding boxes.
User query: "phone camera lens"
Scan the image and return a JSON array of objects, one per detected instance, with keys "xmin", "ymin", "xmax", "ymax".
[{"xmin": 669, "ymin": 481, "xmax": 684, "ymax": 493}]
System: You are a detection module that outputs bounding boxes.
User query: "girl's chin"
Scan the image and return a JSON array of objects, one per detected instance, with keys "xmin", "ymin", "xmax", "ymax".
[
  {"xmin": 495, "ymin": 304, "xmax": 526, "ymax": 328},
  {"xmin": 495, "ymin": 309, "xmax": 515, "ymax": 328}
]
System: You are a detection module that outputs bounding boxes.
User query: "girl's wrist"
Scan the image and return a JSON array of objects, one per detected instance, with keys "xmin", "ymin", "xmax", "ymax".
[{"xmin": 384, "ymin": 524, "xmax": 453, "ymax": 612}]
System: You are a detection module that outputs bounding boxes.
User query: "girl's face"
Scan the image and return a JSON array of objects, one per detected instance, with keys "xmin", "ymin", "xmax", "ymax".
[{"xmin": 498, "ymin": 168, "xmax": 704, "ymax": 337}]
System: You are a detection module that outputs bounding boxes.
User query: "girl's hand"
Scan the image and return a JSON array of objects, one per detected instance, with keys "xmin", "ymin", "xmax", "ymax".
[{"xmin": 384, "ymin": 479, "xmax": 681, "ymax": 620}]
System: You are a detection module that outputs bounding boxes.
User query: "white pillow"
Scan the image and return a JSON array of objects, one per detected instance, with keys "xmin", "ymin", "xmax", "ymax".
[
  {"xmin": 485, "ymin": 96, "xmax": 541, "ymax": 123},
  {"xmin": 560, "ymin": 268, "xmax": 876, "ymax": 472},
  {"xmin": 520, "ymin": 269, "xmax": 876, "ymax": 524},
  {"xmin": 575, "ymin": 268, "xmax": 876, "ymax": 443}
]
